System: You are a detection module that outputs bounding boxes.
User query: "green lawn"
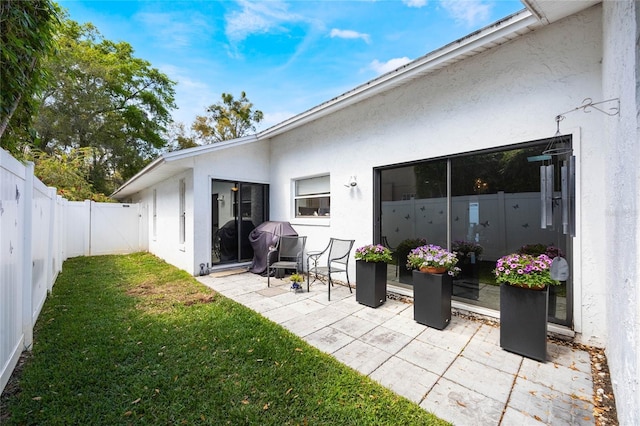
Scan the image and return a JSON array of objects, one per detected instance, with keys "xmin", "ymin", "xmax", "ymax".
[{"xmin": 2, "ymin": 253, "xmax": 449, "ymax": 425}]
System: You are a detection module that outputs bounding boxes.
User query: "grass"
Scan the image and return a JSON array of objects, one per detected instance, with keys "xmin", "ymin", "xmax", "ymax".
[{"xmin": 2, "ymin": 253, "xmax": 449, "ymax": 425}]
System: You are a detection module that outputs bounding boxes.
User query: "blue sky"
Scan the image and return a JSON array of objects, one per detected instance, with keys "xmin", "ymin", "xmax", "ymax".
[{"xmin": 58, "ymin": 0, "xmax": 525, "ymax": 131}]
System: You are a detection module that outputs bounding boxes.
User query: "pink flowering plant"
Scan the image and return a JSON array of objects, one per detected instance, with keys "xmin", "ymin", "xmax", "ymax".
[
  {"xmin": 493, "ymin": 253, "xmax": 560, "ymax": 288},
  {"xmin": 407, "ymin": 244, "xmax": 460, "ymax": 276},
  {"xmin": 355, "ymin": 244, "xmax": 393, "ymax": 263}
]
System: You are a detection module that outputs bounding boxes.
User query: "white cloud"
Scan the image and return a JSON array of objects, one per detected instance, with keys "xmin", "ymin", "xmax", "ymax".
[
  {"xmin": 225, "ymin": 0, "xmax": 301, "ymax": 42},
  {"xmin": 330, "ymin": 28, "xmax": 371, "ymax": 44},
  {"xmin": 402, "ymin": 0, "xmax": 428, "ymax": 8},
  {"xmin": 369, "ymin": 57, "xmax": 412, "ymax": 75},
  {"xmin": 136, "ymin": 12, "xmax": 211, "ymax": 49},
  {"xmin": 439, "ymin": 0, "xmax": 492, "ymax": 27},
  {"xmin": 159, "ymin": 64, "xmax": 215, "ymax": 126}
]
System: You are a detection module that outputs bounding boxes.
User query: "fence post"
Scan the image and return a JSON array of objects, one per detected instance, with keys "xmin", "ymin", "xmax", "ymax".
[
  {"xmin": 21, "ymin": 162, "xmax": 34, "ymax": 351},
  {"xmin": 46, "ymin": 187, "xmax": 57, "ymax": 292},
  {"xmin": 84, "ymin": 200, "xmax": 91, "ymax": 256}
]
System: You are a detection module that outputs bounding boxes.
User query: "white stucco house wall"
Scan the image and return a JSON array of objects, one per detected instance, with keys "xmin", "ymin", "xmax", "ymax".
[{"xmin": 112, "ymin": 1, "xmax": 639, "ymax": 422}]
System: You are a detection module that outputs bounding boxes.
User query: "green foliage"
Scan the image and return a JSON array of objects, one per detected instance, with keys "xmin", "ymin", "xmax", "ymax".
[
  {"xmin": 31, "ymin": 17, "xmax": 176, "ymax": 194},
  {"xmin": 2, "ymin": 254, "xmax": 448, "ymax": 425},
  {"xmin": 26, "ymin": 147, "xmax": 114, "ymax": 201},
  {"xmin": 289, "ymin": 273, "xmax": 304, "ymax": 283},
  {"xmin": 192, "ymin": 91, "xmax": 264, "ymax": 143},
  {"xmin": 164, "ymin": 121, "xmax": 199, "ymax": 152},
  {"xmin": 0, "ymin": 0, "xmax": 60, "ymax": 147}
]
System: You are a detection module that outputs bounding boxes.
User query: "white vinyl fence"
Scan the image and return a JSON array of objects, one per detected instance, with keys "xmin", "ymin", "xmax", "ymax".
[{"xmin": 1, "ymin": 148, "xmax": 145, "ymax": 394}]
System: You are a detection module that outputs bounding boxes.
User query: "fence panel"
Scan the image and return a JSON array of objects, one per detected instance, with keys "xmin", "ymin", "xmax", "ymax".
[
  {"xmin": 1, "ymin": 148, "xmax": 144, "ymax": 395},
  {"xmin": 65, "ymin": 201, "xmax": 90, "ymax": 257},
  {"xmin": 90, "ymin": 202, "xmax": 142, "ymax": 255},
  {"xmin": 0, "ymin": 149, "xmax": 27, "ymax": 394},
  {"xmin": 31, "ymin": 179, "xmax": 55, "ymax": 324}
]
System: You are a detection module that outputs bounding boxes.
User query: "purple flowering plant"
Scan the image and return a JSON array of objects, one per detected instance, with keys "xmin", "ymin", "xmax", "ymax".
[
  {"xmin": 355, "ymin": 244, "xmax": 393, "ymax": 263},
  {"xmin": 493, "ymin": 253, "xmax": 560, "ymax": 288},
  {"xmin": 406, "ymin": 244, "xmax": 460, "ymax": 276}
]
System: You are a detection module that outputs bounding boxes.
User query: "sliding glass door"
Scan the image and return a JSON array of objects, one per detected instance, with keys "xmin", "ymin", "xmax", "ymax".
[
  {"xmin": 376, "ymin": 138, "xmax": 573, "ymax": 325},
  {"xmin": 211, "ymin": 180, "xmax": 268, "ymax": 265}
]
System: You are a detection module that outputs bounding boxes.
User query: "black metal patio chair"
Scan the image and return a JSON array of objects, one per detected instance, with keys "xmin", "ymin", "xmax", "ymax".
[
  {"xmin": 267, "ymin": 235, "xmax": 306, "ymax": 288},
  {"xmin": 306, "ymin": 238, "xmax": 355, "ymax": 300}
]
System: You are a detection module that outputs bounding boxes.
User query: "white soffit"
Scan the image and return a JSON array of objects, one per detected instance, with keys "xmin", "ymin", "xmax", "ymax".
[
  {"xmin": 111, "ymin": 135, "xmax": 258, "ymax": 199},
  {"xmin": 523, "ymin": 0, "xmax": 600, "ymax": 24}
]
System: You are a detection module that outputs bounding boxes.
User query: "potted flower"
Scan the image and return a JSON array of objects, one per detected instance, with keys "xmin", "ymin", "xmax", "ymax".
[
  {"xmin": 406, "ymin": 244, "xmax": 460, "ymax": 276},
  {"xmin": 494, "ymin": 252, "xmax": 561, "ymax": 362},
  {"xmin": 355, "ymin": 244, "xmax": 392, "ymax": 308},
  {"xmin": 289, "ymin": 273, "xmax": 304, "ymax": 292},
  {"xmin": 493, "ymin": 253, "xmax": 559, "ymax": 289},
  {"xmin": 407, "ymin": 245, "xmax": 459, "ymax": 330},
  {"xmin": 515, "ymin": 243, "xmax": 567, "ymax": 316},
  {"xmin": 395, "ymin": 238, "xmax": 427, "ymax": 283}
]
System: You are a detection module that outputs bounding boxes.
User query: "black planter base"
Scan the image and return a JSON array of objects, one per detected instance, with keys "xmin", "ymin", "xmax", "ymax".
[
  {"xmin": 356, "ymin": 261, "xmax": 387, "ymax": 308},
  {"xmin": 500, "ymin": 283, "xmax": 549, "ymax": 362},
  {"xmin": 413, "ymin": 270, "xmax": 452, "ymax": 330}
]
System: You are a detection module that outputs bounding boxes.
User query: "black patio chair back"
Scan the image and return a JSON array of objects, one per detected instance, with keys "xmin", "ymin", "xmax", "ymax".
[
  {"xmin": 307, "ymin": 238, "xmax": 355, "ymax": 300},
  {"xmin": 267, "ymin": 236, "xmax": 306, "ymax": 287}
]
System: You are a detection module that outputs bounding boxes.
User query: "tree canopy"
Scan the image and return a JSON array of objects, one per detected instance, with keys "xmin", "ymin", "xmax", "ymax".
[
  {"xmin": 2, "ymin": 3, "xmax": 265, "ymax": 201},
  {"xmin": 0, "ymin": 0, "xmax": 60, "ymax": 146},
  {"xmin": 192, "ymin": 91, "xmax": 263, "ymax": 143},
  {"xmin": 29, "ymin": 18, "xmax": 176, "ymax": 195}
]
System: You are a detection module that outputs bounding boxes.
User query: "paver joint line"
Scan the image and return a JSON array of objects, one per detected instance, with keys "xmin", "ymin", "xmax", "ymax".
[
  {"xmin": 195, "ymin": 273, "xmax": 599, "ymax": 426},
  {"xmin": 498, "ymin": 357, "xmax": 524, "ymax": 425}
]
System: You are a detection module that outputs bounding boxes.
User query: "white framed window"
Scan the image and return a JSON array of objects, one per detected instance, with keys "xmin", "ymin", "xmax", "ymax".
[
  {"xmin": 179, "ymin": 179, "xmax": 186, "ymax": 245},
  {"xmin": 294, "ymin": 175, "xmax": 330, "ymax": 217}
]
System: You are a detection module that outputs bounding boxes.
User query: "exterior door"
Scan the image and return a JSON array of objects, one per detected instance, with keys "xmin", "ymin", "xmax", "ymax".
[{"xmin": 211, "ymin": 180, "xmax": 268, "ymax": 265}]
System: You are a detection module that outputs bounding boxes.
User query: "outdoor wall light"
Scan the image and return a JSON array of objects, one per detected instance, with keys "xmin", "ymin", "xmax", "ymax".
[{"xmin": 345, "ymin": 176, "xmax": 358, "ymax": 188}]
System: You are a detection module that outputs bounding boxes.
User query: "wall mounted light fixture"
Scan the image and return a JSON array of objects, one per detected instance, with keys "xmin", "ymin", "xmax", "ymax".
[{"xmin": 344, "ymin": 176, "xmax": 357, "ymax": 188}]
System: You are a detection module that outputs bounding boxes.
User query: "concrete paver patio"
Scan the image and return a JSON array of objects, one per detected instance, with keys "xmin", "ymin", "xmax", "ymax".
[{"xmin": 197, "ymin": 271, "xmax": 595, "ymax": 426}]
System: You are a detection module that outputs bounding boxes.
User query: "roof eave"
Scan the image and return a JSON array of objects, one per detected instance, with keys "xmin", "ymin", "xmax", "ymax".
[
  {"xmin": 258, "ymin": 9, "xmax": 541, "ymax": 140},
  {"xmin": 110, "ymin": 134, "xmax": 258, "ymax": 199}
]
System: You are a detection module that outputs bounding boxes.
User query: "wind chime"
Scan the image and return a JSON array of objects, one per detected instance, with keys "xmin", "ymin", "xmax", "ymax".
[{"xmin": 534, "ymin": 97, "xmax": 619, "ymax": 280}]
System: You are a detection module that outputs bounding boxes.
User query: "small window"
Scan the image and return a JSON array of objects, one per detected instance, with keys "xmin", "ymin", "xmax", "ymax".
[{"xmin": 295, "ymin": 175, "xmax": 330, "ymax": 217}]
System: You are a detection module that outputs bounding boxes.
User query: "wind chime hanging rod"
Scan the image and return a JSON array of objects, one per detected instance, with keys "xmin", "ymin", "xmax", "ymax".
[{"xmin": 554, "ymin": 97, "xmax": 620, "ymax": 124}]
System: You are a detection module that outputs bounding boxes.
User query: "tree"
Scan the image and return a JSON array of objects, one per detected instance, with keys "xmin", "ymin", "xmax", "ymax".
[
  {"xmin": 164, "ymin": 122, "xmax": 198, "ymax": 152},
  {"xmin": 192, "ymin": 91, "xmax": 263, "ymax": 143},
  {"xmin": 32, "ymin": 18, "xmax": 176, "ymax": 195},
  {"xmin": 25, "ymin": 147, "xmax": 114, "ymax": 202},
  {"xmin": 0, "ymin": 0, "xmax": 60, "ymax": 148}
]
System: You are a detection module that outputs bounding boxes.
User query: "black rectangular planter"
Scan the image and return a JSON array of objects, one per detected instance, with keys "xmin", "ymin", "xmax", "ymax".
[
  {"xmin": 500, "ymin": 283, "xmax": 549, "ymax": 362},
  {"xmin": 412, "ymin": 270, "xmax": 452, "ymax": 330},
  {"xmin": 356, "ymin": 261, "xmax": 387, "ymax": 308}
]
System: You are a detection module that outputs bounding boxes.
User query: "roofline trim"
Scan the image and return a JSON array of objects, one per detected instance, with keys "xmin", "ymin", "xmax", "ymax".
[
  {"xmin": 257, "ymin": 9, "xmax": 539, "ymax": 139},
  {"xmin": 110, "ymin": 135, "xmax": 259, "ymax": 198}
]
